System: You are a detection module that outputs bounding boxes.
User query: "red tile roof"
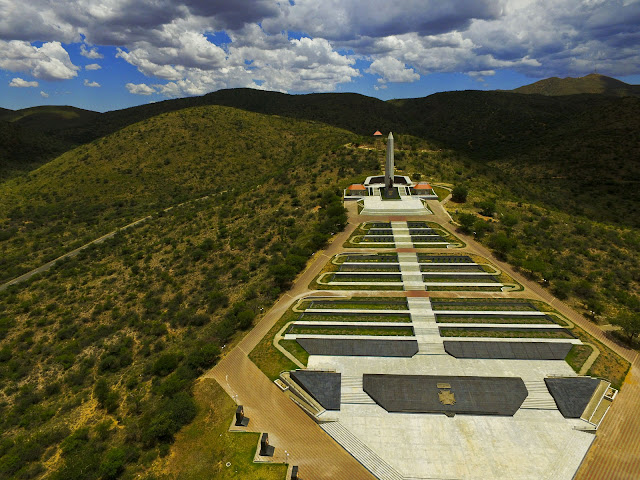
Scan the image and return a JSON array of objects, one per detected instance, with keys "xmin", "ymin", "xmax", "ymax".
[
  {"xmin": 373, "ymin": 131, "xmax": 382, "ymax": 136},
  {"xmin": 347, "ymin": 184, "xmax": 366, "ymax": 190},
  {"xmin": 414, "ymin": 183, "xmax": 432, "ymax": 189}
]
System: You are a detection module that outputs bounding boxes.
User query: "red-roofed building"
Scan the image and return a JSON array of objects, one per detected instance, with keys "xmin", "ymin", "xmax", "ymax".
[
  {"xmin": 411, "ymin": 182, "xmax": 437, "ymax": 199},
  {"xmin": 373, "ymin": 131, "xmax": 382, "ymax": 136},
  {"xmin": 345, "ymin": 184, "xmax": 367, "ymax": 197}
]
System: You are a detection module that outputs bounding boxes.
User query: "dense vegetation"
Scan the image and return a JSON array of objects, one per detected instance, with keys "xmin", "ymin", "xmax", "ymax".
[
  {"xmin": 0, "ymin": 106, "xmax": 366, "ymax": 479},
  {"xmin": 1, "ymin": 75, "xmax": 639, "ymax": 478}
]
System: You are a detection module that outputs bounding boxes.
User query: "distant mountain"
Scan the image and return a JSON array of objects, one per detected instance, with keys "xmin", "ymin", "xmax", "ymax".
[
  {"xmin": 0, "ymin": 106, "xmax": 100, "ymax": 178},
  {"xmin": 512, "ymin": 73, "xmax": 640, "ymax": 97},
  {"xmin": 0, "ymin": 105, "xmax": 100, "ymax": 131}
]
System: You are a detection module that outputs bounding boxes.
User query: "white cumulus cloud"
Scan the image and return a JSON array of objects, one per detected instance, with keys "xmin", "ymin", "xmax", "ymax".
[
  {"xmin": 126, "ymin": 82, "xmax": 156, "ymax": 95},
  {"xmin": 9, "ymin": 77, "xmax": 38, "ymax": 87},
  {"xmin": 84, "ymin": 79, "xmax": 100, "ymax": 87},
  {"xmin": 85, "ymin": 63, "xmax": 101, "ymax": 70},
  {"xmin": 0, "ymin": 40, "xmax": 79, "ymax": 80},
  {"xmin": 0, "ymin": 0, "xmax": 639, "ymax": 96},
  {"xmin": 80, "ymin": 44, "xmax": 103, "ymax": 59},
  {"xmin": 367, "ymin": 57, "xmax": 420, "ymax": 83},
  {"xmin": 40, "ymin": 90, "xmax": 49, "ymax": 97}
]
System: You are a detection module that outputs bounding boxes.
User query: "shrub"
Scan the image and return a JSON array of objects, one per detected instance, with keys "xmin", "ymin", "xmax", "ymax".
[
  {"xmin": 152, "ymin": 353, "xmax": 181, "ymax": 377},
  {"xmin": 451, "ymin": 185, "xmax": 468, "ymax": 203},
  {"xmin": 458, "ymin": 213, "xmax": 475, "ymax": 233}
]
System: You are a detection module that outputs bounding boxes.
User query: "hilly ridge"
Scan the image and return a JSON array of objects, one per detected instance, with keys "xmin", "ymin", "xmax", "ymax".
[
  {"xmin": 0, "ymin": 104, "xmax": 365, "ymax": 479},
  {"xmin": 2, "ymin": 78, "xmax": 640, "ymax": 229},
  {"xmin": 512, "ymin": 73, "xmax": 640, "ymax": 97}
]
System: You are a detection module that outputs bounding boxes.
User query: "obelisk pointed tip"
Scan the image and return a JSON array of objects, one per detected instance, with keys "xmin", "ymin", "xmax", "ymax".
[{"xmin": 388, "ymin": 132, "xmax": 393, "ymax": 139}]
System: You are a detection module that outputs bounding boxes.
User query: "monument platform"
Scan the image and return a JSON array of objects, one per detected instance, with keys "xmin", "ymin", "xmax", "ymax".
[{"xmin": 360, "ymin": 196, "xmax": 430, "ymax": 216}]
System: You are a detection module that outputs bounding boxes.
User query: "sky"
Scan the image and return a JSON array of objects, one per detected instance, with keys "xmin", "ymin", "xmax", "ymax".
[{"xmin": 1, "ymin": 0, "xmax": 640, "ymax": 112}]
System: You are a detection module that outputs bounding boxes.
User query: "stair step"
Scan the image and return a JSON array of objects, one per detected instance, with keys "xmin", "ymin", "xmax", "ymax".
[
  {"xmin": 322, "ymin": 422, "xmax": 404, "ymax": 480},
  {"xmin": 417, "ymin": 342, "xmax": 447, "ymax": 354},
  {"xmin": 520, "ymin": 380, "xmax": 558, "ymax": 410}
]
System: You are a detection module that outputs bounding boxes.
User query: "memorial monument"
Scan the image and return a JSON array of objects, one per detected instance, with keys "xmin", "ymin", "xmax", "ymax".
[
  {"xmin": 385, "ymin": 132, "xmax": 394, "ymax": 191},
  {"xmin": 235, "ymin": 405, "xmax": 250, "ymax": 426},
  {"xmin": 260, "ymin": 432, "xmax": 275, "ymax": 457}
]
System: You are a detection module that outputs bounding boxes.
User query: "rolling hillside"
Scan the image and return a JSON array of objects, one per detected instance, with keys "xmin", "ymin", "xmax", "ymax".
[
  {"xmin": 0, "ymin": 84, "xmax": 639, "ymax": 479},
  {"xmin": 0, "ymin": 104, "xmax": 367, "ymax": 479},
  {"xmin": 512, "ymin": 73, "xmax": 640, "ymax": 97}
]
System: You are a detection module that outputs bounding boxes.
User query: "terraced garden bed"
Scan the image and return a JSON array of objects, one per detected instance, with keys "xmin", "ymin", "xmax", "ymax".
[
  {"xmin": 303, "ymin": 299, "xmax": 408, "ymax": 310},
  {"xmin": 435, "ymin": 314, "xmax": 556, "ymax": 324},
  {"xmin": 430, "ymin": 299, "xmax": 538, "ymax": 311},
  {"xmin": 420, "ymin": 265, "xmax": 486, "ymax": 272},
  {"xmin": 422, "ymin": 275, "xmax": 499, "ymax": 282},
  {"xmin": 439, "ymin": 327, "xmax": 575, "ymax": 339},
  {"xmin": 299, "ymin": 312, "xmax": 411, "ymax": 322},
  {"xmin": 288, "ymin": 325, "xmax": 414, "ymax": 336},
  {"xmin": 418, "ymin": 254, "xmax": 474, "ymax": 263},
  {"xmin": 339, "ymin": 264, "xmax": 400, "ymax": 272},
  {"xmin": 332, "ymin": 273, "xmax": 403, "ymax": 282},
  {"xmin": 341, "ymin": 254, "xmax": 398, "ymax": 263}
]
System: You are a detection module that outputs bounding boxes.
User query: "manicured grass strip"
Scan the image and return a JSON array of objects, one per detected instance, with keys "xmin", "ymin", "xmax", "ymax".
[
  {"xmin": 439, "ymin": 328, "xmax": 574, "ymax": 339},
  {"xmin": 422, "ymin": 276, "xmax": 499, "ymax": 283},
  {"xmin": 306, "ymin": 300, "xmax": 408, "ymax": 310},
  {"xmin": 340, "ymin": 265, "xmax": 400, "ymax": 272},
  {"xmin": 436, "ymin": 315, "xmax": 555, "ymax": 324},
  {"xmin": 565, "ymin": 344, "xmax": 594, "ymax": 374},
  {"xmin": 571, "ymin": 327, "xmax": 630, "ymax": 390},
  {"xmin": 431, "ymin": 300, "xmax": 538, "ymax": 311},
  {"xmin": 249, "ymin": 309, "xmax": 300, "ymax": 381},
  {"xmin": 342, "ymin": 254, "xmax": 398, "ymax": 263},
  {"xmin": 421, "ymin": 265, "xmax": 485, "ymax": 272},
  {"xmin": 154, "ymin": 379, "xmax": 287, "ymax": 479},
  {"xmin": 432, "ymin": 186, "xmax": 450, "ymax": 201},
  {"xmin": 301, "ymin": 313, "xmax": 411, "ymax": 322},
  {"xmin": 280, "ymin": 340, "xmax": 310, "ymax": 366},
  {"xmin": 428, "ymin": 286, "xmax": 504, "ymax": 292},
  {"xmin": 332, "ymin": 273, "xmax": 403, "ymax": 282},
  {"xmin": 289, "ymin": 325, "xmax": 414, "ymax": 336}
]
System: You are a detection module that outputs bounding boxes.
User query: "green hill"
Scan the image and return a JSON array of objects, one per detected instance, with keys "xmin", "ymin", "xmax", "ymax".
[
  {"xmin": 0, "ymin": 106, "xmax": 100, "ymax": 131},
  {"xmin": 512, "ymin": 73, "xmax": 640, "ymax": 97},
  {"xmin": 0, "ymin": 107, "xmax": 100, "ymax": 179},
  {"xmin": 0, "ymin": 104, "xmax": 369, "ymax": 479},
  {"xmin": 2, "ymin": 86, "xmax": 639, "ymax": 229}
]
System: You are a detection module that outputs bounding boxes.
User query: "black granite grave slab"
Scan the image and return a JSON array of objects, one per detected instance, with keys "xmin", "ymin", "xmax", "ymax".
[
  {"xmin": 297, "ymin": 338, "xmax": 418, "ymax": 357},
  {"xmin": 544, "ymin": 377, "xmax": 601, "ymax": 418},
  {"xmin": 363, "ymin": 374, "xmax": 527, "ymax": 416},
  {"xmin": 444, "ymin": 341, "xmax": 573, "ymax": 360},
  {"xmin": 290, "ymin": 370, "xmax": 341, "ymax": 411}
]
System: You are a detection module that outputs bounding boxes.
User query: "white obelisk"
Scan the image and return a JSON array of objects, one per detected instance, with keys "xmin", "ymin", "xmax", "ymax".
[{"xmin": 385, "ymin": 132, "xmax": 394, "ymax": 190}]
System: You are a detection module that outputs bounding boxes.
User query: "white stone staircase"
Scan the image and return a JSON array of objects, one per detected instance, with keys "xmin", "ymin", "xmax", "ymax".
[
  {"xmin": 322, "ymin": 422, "xmax": 405, "ymax": 480},
  {"xmin": 341, "ymin": 375, "xmax": 376, "ymax": 405},
  {"xmin": 520, "ymin": 379, "xmax": 558, "ymax": 410},
  {"xmin": 392, "ymin": 222, "xmax": 413, "ymax": 248},
  {"xmin": 407, "ymin": 298, "xmax": 447, "ymax": 355}
]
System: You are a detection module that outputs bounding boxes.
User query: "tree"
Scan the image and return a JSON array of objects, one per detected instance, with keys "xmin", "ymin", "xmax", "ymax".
[
  {"xmin": 611, "ymin": 311, "xmax": 640, "ymax": 343},
  {"xmin": 458, "ymin": 213, "xmax": 475, "ymax": 233},
  {"xmin": 451, "ymin": 185, "xmax": 468, "ymax": 203},
  {"xmin": 478, "ymin": 199, "xmax": 496, "ymax": 217}
]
